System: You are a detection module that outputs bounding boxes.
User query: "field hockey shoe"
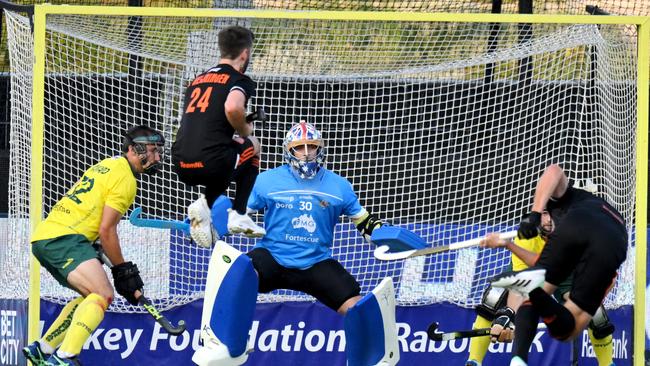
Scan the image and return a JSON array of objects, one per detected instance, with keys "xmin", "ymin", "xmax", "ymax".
[
  {"xmin": 45, "ymin": 354, "xmax": 81, "ymax": 366},
  {"xmin": 188, "ymin": 195, "xmax": 217, "ymax": 248},
  {"xmin": 490, "ymin": 267, "xmax": 546, "ymax": 297},
  {"xmin": 22, "ymin": 341, "xmax": 51, "ymax": 366},
  {"xmin": 227, "ymin": 209, "xmax": 266, "ymax": 238}
]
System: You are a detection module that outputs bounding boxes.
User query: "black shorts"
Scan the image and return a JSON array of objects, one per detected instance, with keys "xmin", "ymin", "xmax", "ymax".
[
  {"xmin": 173, "ymin": 137, "xmax": 256, "ymax": 196},
  {"xmin": 536, "ymin": 207, "xmax": 627, "ymax": 315},
  {"xmin": 247, "ymin": 248, "xmax": 361, "ymax": 311}
]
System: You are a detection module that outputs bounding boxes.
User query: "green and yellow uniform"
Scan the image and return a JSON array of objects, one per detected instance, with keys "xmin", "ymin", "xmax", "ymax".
[
  {"xmin": 512, "ymin": 235, "xmax": 546, "ymax": 270},
  {"xmin": 31, "ymin": 156, "xmax": 137, "ymax": 287}
]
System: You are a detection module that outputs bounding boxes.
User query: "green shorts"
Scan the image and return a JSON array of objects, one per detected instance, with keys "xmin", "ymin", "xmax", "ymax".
[{"xmin": 32, "ymin": 234, "xmax": 99, "ymax": 289}]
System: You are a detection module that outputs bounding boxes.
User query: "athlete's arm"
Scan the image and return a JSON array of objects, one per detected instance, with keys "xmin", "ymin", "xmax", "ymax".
[
  {"xmin": 531, "ymin": 164, "xmax": 569, "ymax": 213},
  {"xmin": 99, "ymin": 205, "xmax": 126, "ymax": 266},
  {"xmin": 480, "ymin": 233, "xmax": 539, "ymax": 267},
  {"xmin": 225, "ymin": 90, "xmax": 252, "ymax": 137},
  {"xmin": 352, "ymin": 210, "xmax": 384, "ymax": 242}
]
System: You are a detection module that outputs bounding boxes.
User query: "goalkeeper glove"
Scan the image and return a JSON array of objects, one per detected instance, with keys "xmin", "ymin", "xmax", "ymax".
[
  {"xmin": 490, "ymin": 307, "xmax": 515, "ymax": 343},
  {"xmin": 518, "ymin": 211, "xmax": 542, "ymax": 239}
]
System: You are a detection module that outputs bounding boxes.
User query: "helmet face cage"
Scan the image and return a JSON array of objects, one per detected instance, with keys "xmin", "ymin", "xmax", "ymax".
[
  {"xmin": 131, "ymin": 133, "xmax": 166, "ymax": 175},
  {"xmin": 283, "ymin": 121, "xmax": 325, "ymax": 179}
]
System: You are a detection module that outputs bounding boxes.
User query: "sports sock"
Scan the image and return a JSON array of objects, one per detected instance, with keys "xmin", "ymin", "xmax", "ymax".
[
  {"xmin": 58, "ymin": 293, "xmax": 108, "ymax": 356},
  {"xmin": 588, "ymin": 328, "xmax": 614, "ymax": 366},
  {"xmin": 467, "ymin": 315, "xmax": 492, "ymax": 363},
  {"xmin": 40, "ymin": 296, "xmax": 84, "ymax": 352},
  {"xmin": 233, "ymin": 157, "xmax": 259, "ymax": 214},
  {"xmin": 528, "ymin": 287, "xmax": 575, "ymax": 340},
  {"xmin": 512, "ymin": 302, "xmax": 539, "ymax": 362}
]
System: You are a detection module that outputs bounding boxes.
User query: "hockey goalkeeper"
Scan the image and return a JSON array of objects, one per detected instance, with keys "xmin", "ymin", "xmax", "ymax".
[
  {"xmin": 192, "ymin": 121, "xmax": 399, "ymax": 366},
  {"xmin": 466, "ymin": 209, "xmax": 617, "ymax": 366}
]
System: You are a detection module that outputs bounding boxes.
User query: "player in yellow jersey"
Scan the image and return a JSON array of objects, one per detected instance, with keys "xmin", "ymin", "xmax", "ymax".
[
  {"xmin": 464, "ymin": 234, "xmax": 544, "ymax": 366},
  {"xmin": 22, "ymin": 125, "xmax": 165, "ymax": 366},
  {"xmin": 466, "ymin": 209, "xmax": 617, "ymax": 366}
]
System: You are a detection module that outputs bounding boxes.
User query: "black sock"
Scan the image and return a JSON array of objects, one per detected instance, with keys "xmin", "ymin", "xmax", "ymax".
[
  {"xmin": 233, "ymin": 157, "xmax": 259, "ymax": 214},
  {"xmin": 512, "ymin": 302, "xmax": 539, "ymax": 362},
  {"xmin": 529, "ymin": 287, "xmax": 575, "ymax": 340}
]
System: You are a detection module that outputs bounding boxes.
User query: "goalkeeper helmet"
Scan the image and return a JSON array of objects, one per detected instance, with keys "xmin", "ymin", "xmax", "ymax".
[
  {"xmin": 123, "ymin": 125, "xmax": 166, "ymax": 175},
  {"xmin": 283, "ymin": 121, "xmax": 325, "ymax": 179}
]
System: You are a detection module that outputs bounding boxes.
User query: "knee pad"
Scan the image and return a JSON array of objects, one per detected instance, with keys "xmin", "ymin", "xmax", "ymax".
[
  {"xmin": 200, "ymin": 241, "xmax": 258, "ymax": 360},
  {"xmin": 475, "ymin": 285, "xmax": 508, "ymax": 321},
  {"xmin": 344, "ymin": 277, "xmax": 400, "ymax": 366},
  {"xmin": 588, "ymin": 305, "xmax": 615, "ymax": 339}
]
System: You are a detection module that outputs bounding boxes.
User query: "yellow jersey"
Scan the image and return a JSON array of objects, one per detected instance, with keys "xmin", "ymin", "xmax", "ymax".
[
  {"xmin": 32, "ymin": 156, "xmax": 137, "ymax": 242},
  {"xmin": 511, "ymin": 235, "xmax": 545, "ymax": 271}
]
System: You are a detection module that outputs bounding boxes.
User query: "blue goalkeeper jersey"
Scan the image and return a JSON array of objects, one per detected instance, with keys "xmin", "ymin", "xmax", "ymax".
[{"xmin": 248, "ymin": 165, "xmax": 365, "ymax": 269}]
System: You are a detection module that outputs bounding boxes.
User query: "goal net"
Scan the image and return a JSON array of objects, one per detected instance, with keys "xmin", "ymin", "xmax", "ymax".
[{"xmin": 1, "ymin": 8, "xmax": 640, "ymax": 313}]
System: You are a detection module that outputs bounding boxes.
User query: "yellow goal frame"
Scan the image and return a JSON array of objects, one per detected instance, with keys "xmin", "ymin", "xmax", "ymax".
[{"xmin": 28, "ymin": 5, "xmax": 648, "ymax": 365}]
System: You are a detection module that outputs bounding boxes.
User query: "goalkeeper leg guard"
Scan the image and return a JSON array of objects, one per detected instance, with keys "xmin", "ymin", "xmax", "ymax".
[
  {"xmin": 192, "ymin": 241, "xmax": 258, "ymax": 366},
  {"xmin": 344, "ymin": 277, "xmax": 400, "ymax": 366},
  {"xmin": 210, "ymin": 195, "xmax": 232, "ymax": 239}
]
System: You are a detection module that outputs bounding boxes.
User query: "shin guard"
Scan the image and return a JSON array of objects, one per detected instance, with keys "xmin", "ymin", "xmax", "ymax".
[
  {"xmin": 344, "ymin": 277, "xmax": 400, "ymax": 366},
  {"xmin": 193, "ymin": 241, "xmax": 257, "ymax": 366}
]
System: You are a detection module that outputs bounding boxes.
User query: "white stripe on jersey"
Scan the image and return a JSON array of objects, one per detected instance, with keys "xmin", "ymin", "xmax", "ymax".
[
  {"xmin": 230, "ymin": 86, "xmax": 247, "ymax": 96},
  {"xmin": 268, "ymin": 189, "xmax": 344, "ymax": 201}
]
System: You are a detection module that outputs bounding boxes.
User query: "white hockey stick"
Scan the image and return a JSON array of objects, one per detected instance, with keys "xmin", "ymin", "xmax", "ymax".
[{"xmin": 373, "ymin": 230, "xmax": 518, "ymax": 261}]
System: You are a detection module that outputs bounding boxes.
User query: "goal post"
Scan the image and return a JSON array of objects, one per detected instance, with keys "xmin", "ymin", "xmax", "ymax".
[{"xmin": 3, "ymin": 5, "xmax": 647, "ymax": 363}]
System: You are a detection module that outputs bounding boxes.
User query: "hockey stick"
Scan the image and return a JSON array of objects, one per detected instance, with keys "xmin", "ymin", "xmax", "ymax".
[
  {"xmin": 427, "ymin": 320, "xmax": 547, "ymax": 341},
  {"xmin": 138, "ymin": 296, "xmax": 186, "ymax": 336},
  {"xmin": 129, "ymin": 207, "xmax": 190, "ymax": 234},
  {"xmin": 93, "ymin": 243, "xmax": 187, "ymax": 335},
  {"xmin": 427, "ymin": 322, "xmax": 490, "ymax": 341},
  {"xmin": 373, "ymin": 230, "xmax": 518, "ymax": 261}
]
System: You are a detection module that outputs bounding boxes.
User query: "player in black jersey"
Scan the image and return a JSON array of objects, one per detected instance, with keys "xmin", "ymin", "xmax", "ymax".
[
  {"xmin": 490, "ymin": 164, "xmax": 627, "ymax": 342},
  {"xmin": 172, "ymin": 25, "xmax": 265, "ymax": 247}
]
